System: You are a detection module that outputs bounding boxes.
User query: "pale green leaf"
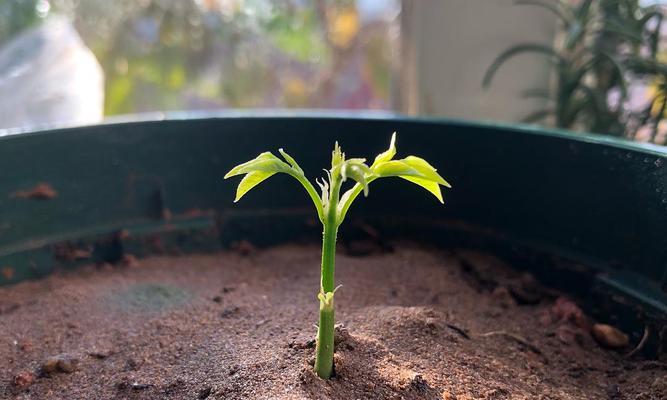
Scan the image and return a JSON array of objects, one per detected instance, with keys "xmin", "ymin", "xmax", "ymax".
[
  {"xmin": 278, "ymin": 148, "xmax": 303, "ymax": 174},
  {"xmin": 402, "ymin": 156, "xmax": 451, "ymax": 187},
  {"xmin": 400, "ymin": 176, "xmax": 444, "ymax": 203},
  {"xmin": 341, "ymin": 161, "xmax": 371, "ymax": 196},
  {"xmin": 224, "ymin": 149, "xmax": 323, "ymax": 221},
  {"xmin": 234, "ymin": 170, "xmax": 277, "ymax": 202},
  {"xmin": 224, "ymin": 152, "xmax": 290, "ymax": 178},
  {"xmin": 374, "ymin": 158, "xmax": 450, "ymax": 188},
  {"xmin": 316, "ymin": 177, "xmax": 329, "ymax": 206},
  {"xmin": 373, "ymin": 160, "xmax": 418, "ymax": 178},
  {"xmin": 331, "ymin": 141, "xmax": 345, "ymax": 169},
  {"xmin": 372, "ymin": 132, "xmax": 396, "ymax": 166}
]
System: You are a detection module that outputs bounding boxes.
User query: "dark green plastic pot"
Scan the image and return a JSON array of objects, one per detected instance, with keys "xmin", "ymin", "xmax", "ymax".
[{"xmin": 0, "ymin": 112, "xmax": 665, "ymax": 346}]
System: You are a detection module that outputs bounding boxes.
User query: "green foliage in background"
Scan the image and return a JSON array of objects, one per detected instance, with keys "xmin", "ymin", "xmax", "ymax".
[{"xmin": 484, "ymin": 0, "xmax": 667, "ymax": 144}]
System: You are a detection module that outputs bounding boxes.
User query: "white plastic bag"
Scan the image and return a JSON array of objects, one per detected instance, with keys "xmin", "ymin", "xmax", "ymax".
[{"xmin": 0, "ymin": 17, "xmax": 104, "ymax": 131}]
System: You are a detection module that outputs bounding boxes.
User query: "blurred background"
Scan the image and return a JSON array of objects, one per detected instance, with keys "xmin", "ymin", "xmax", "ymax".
[{"xmin": 1, "ymin": 0, "xmax": 666, "ymax": 145}]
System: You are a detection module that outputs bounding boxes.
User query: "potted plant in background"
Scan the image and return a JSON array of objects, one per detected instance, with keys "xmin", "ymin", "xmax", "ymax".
[{"xmin": 484, "ymin": 0, "xmax": 667, "ymax": 144}]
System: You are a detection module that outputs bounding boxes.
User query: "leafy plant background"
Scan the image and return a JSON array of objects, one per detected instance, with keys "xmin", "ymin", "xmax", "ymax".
[{"xmin": 484, "ymin": 0, "xmax": 667, "ymax": 145}]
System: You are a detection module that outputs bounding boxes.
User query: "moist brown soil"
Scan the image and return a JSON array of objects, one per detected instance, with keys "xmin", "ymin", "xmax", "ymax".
[{"xmin": 1, "ymin": 242, "xmax": 665, "ymax": 399}]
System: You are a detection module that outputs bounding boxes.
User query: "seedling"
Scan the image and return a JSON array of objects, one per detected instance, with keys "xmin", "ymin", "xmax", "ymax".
[{"xmin": 224, "ymin": 133, "xmax": 451, "ymax": 379}]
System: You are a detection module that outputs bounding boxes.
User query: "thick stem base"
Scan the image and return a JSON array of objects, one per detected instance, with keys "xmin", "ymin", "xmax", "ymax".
[{"xmin": 314, "ymin": 297, "xmax": 335, "ymax": 379}]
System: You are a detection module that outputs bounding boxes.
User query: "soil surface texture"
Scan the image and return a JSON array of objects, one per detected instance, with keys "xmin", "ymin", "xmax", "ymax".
[{"xmin": 1, "ymin": 242, "xmax": 665, "ymax": 399}]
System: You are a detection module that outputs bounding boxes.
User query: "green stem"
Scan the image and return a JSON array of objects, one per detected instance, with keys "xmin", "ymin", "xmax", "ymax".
[
  {"xmin": 314, "ymin": 223, "xmax": 338, "ymax": 378},
  {"xmin": 320, "ymin": 223, "xmax": 338, "ymax": 292},
  {"xmin": 314, "ymin": 177, "xmax": 340, "ymax": 379}
]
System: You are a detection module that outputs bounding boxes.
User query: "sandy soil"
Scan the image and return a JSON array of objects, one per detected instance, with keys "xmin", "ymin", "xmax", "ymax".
[{"xmin": 1, "ymin": 242, "xmax": 665, "ymax": 399}]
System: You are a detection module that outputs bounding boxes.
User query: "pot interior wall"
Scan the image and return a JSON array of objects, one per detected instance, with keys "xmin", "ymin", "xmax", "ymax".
[{"xmin": 0, "ymin": 114, "xmax": 665, "ymax": 330}]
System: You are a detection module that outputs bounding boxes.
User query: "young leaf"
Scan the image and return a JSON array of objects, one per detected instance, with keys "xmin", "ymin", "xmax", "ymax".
[
  {"xmin": 278, "ymin": 148, "xmax": 303, "ymax": 174},
  {"xmin": 225, "ymin": 150, "xmax": 324, "ymax": 221},
  {"xmin": 224, "ymin": 152, "xmax": 290, "ymax": 177},
  {"xmin": 372, "ymin": 132, "xmax": 396, "ymax": 166},
  {"xmin": 331, "ymin": 141, "xmax": 345, "ymax": 170},
  {"xmin": 402, "ymin": 156, "xmax": 451, "ymax": 187},
  {"xmin": 400, "ymin": 176, "xmax": 444, "ymax": 203},
  {"xmin": 373, "ymin": 157, "xmax": 450, "ymax": 188},
  {"xmin": 372, "ymin": 160, "xmax": 416, "ymax": 177},
  {"xmin": 341, "ymin": 160, "xmax": 371, "ymax": 196},
  {"xmin": 316, "ymin": 177, "xmax": 329, "ymax": 206},
  {"xmin": 233, "ymin": 170, "xmax": 277, "ymax": 202},
  {"xmin": 337, "ymin": 133, "xmax": 452, "ymax": 223}
]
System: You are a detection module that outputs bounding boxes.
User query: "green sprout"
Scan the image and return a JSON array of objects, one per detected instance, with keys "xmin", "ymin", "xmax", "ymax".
[{"xmin": 224, "ymin": 133, "xmax": 451, "ymax": 379}]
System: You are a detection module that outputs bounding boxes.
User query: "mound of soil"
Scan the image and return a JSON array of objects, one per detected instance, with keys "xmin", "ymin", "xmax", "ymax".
[{"xmin": 0, "ymin": 242, "xmax": 664, "ymax": 399}]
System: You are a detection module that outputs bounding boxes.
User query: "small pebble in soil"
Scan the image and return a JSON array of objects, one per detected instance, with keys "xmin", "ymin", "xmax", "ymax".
[
  {"xmin": 42, "ymin": 354, "xmax": 80, "ymax": 374},
  {"xmin": 212, "ymin": 295, "xmax": 223, "ymax": 303},
  {"xmin": 13, "ymin": 371, "xmax": 35, "ymax": 388},
  {"xmin": 592, "ymin": 323, "xmax": 629, "ymax": 348}
]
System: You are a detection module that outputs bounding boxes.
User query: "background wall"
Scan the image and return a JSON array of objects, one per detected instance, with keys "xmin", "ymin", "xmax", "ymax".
[{"xmin": 400, "ymin": 0, "xmax": 558, "ymax": 122}]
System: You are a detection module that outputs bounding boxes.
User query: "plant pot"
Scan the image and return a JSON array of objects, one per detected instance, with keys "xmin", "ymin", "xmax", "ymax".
[{"xmin": 0, "ymin": 113, "xmax": 665, "ymax": 399}]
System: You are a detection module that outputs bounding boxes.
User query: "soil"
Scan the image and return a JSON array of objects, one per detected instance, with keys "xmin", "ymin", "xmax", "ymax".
[{"xmin": 1, "ymin": 241, "xmax": 665, "ymax": 399}]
